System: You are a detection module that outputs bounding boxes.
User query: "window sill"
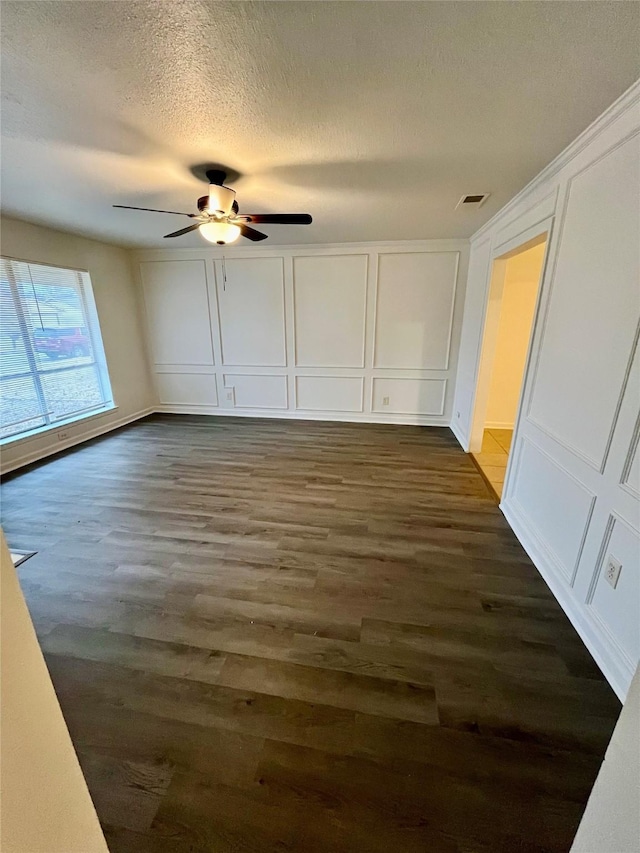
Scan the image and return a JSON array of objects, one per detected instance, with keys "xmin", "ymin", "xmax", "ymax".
[{"xmin": 0, "ymin": 404, "xmax": 118, "ymax": 449}]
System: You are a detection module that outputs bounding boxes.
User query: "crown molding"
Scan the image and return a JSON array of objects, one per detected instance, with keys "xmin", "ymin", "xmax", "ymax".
[{"xmin": 471, "ymin": 78, "xmax": 640, "ymax": 244}]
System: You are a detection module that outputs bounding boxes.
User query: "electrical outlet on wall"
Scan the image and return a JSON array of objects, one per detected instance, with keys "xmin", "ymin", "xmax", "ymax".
[
  {"xmin": 225, "ymin": 389, "xmax": 234, "ymax": 403},
  {"xmin": 57, "ymin": 430, "xmax": 69, "ymax": 441},
  {"xmin": 382, "ymin": 396, "xmax": 390, "ymax": 406},
  {"xmin": 604, "ymin": 555, "xmax": 622, "ymax": 589}
]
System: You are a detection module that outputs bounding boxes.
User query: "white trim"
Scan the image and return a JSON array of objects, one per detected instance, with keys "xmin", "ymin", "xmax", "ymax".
[
  {"xmin": 509, "ymin": 435, "xmax": 597, "ymax": 586},
  {"xmin": 222, "ymin": 373, "xmax": 289, "ymax": 409},
  {"xmin": 371, "ymin": 377, "xmax": 446, "ymax": 417},
  {"xmin": 449, "ymin": 419, "xmax": 469, "ymax": 451},
  {"xmin": 501, "ymin": 498, "xmax": 634, "ymax": 701},
  {"xmin": 155, "ymin": 404, "xmax": 450, "ymax": 428},
  {"xmin": 0, "ymin": 403, "xmax": 117, "ymax": 448},
  {"xmin": 293, "ymin": 375, "xmax": 365, "ymax": 414},
  {"xmin": 523, "ymin": 142, "xmax": 640, "ymax": 477},
  {"xmin": 620, "ymin": 413, "xmax": 640, "ymax": 501},
  {"xmin": 372, "ymin": 250, "xmax": 460, "ymax": 371},
  {"xmin": 0, "ymin": 407, "xmax": 155, "ymax": 475},
  {"xmin": 469, "ymin": 216, "xmax": 553, "ymax": 453},
  {"xmin": 216, "ymin": 256, "xmax": 287, "ymax": 368},
  {"xmin": 292, "ymin": 253, "xmax": 369, "ymax": 370},
  {"xmin": 133, "ymin": 238, "xmax": 467, "ymax": 262}
]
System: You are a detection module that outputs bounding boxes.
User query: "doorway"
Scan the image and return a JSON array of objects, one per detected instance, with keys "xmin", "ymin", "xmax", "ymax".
[{"xmin": 470, "ymin": 233, "xmax": 548, "ymax": 500}]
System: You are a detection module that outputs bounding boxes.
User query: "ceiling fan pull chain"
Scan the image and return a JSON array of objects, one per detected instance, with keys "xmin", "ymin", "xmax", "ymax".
[{"xmin": 222, "ymin": 255, "xmax": 227, "ymax": 291}]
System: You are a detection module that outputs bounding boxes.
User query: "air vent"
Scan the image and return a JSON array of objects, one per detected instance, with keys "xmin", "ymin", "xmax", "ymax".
[{"xmin": 455, "ymin": 193, "xmax": 490, "ymax": 210}]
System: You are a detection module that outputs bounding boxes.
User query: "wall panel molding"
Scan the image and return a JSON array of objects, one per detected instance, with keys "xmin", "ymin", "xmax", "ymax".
[
  {"xmin": 223, "ymin": 373, "xmax": 288, "ymax": 409},
  {"xmin": 136, "ymin": 239, "xmax": 468, "ymax": 426},
  {"xmin": 492, "ymin": 189, "xmax": 558, "ymax": 255},
  {"xmin": 156, "ymin": 372, "xmax": 218, "ymax": 407},
  {"xmin": 501, "ymin": 500, "xmax": 635, "ymax": 702},
  {"xmin": 457, "ymin": 83, "xmax": 640, "ymax": 700},
  {"xmin": 295, "ymin": 375, "xmax": 364, "ymax": 413},
  {"xmin": 216, "ymin": 256, "xmax": 287, "ymax": 367},
  {"xmin": 373, "ymin": 251, "xmax": 459, "ymax": 370},
  {"xmin": 510, "ymin": 438, "xmax": 596, "ymax": 587},
  {"xmin": 620, "ymin": 414, "xmax": 640, "ymax": 501},
  {"xmin": 292, "ymin": 254, "xmax": 368, "ymax": 368},
  {"xmin": 140, "ymin": 259, "xmax": 215, "ymax": 366},
  {"xmin": 526, "ymin": 134, "xmax": 640, "ymax": 473},
  {"xmin": 371, "ymin": 377, "xmax": 446, "ymax": 416},
  {"xmin": 585, "ymin": 512, "xmax": 640, "ymax": 670}
]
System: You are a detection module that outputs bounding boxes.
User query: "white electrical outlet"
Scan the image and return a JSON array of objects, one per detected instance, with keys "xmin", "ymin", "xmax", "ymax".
[
  {"xmin": 382, "ymin": 396, "xmax": 390, "ymax": 406},
  {"xmin": 225, "ymin": 390, "xmax": 234, "ymax": 402},
  {"xmin": 604, "ymin": 555, "xmax": 622, "ymax": 589}
]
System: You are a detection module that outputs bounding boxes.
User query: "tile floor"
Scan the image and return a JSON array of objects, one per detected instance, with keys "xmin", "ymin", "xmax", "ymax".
[{"xmin": 472, "ymin": 428, "xmax": 513, "ymax": 499}]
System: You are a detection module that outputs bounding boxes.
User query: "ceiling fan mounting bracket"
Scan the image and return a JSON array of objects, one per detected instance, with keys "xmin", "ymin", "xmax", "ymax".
[
  {"xmin": 205, "ymin": 169, "xmax": 227, "ymax": 186},
  {"xmin": 190, "ymin": 163, "xmax": 241, "ymax": 186}
]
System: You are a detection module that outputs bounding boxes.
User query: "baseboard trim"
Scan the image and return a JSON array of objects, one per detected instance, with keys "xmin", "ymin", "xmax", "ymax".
[
  {"xmin": 449, "ymin": 419, "xmax": 469, "ymax": 451},
  {"xmin": 155, "ymin": 405, "xmax": 451, "ymax": 428},
  {"xmin": 501, "ymin": 498, "xmax": 634, "ymax": 702},
  {"xmin": 1, "ymin": 407, "xmax": 156, "ymax": 475}
]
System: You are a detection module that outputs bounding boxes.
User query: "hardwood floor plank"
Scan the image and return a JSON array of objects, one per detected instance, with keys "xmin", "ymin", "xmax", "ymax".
[
  {"xmin": 216, "ymin": 653, "xmax": 438, "ymax": 724},
  {"xmin": 253, "ymin": 739, "xmax": 582, "ymax": 853},
  {"xmin": 151, "ymin": 768, "xmax": 462, "ymax": 853},
  {"xmin": 0, "ymin": 415, "xmax": 621, "ymax": 852},
  {"xmin": 40, "ymin": 624, "xmax": 228, "ymax": 684},
  {"xmin": 45, "ymin": 653, "xmax": 358, "ymax": 755},
  {"xmin": 191, "ymin": 592, "xmax": 362, "ymax": 641},
  {"xmin": 75, "ymin": 750, "xmax": 173, "ymax": 833}
]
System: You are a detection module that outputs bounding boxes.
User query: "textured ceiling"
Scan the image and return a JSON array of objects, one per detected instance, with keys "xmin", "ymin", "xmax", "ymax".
[{"xmin": 1, "ymin": 1, "xmax": 639, "ymax": 248}]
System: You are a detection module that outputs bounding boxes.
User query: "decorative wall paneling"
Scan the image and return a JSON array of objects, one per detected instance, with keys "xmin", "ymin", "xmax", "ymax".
[
  {"xmin": 137, "ymin": 241, "xmax": 468, "ymax": 426},
  {"xmin": 140, "ymin": 260, "xmax": 215, "ymax": 366},
  {"xmin": 453, "ymin": 81, "xmax": 640, "ymax": 699}
]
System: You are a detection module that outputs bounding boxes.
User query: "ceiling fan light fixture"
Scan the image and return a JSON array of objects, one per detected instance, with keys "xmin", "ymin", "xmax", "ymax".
[
  {"xmin": 208, "ymin": 184, "xmax": 236, "ymax": 216},
  {"xmin": 199, "ymin": 221, "xmax": 241, "ymax": 245}
]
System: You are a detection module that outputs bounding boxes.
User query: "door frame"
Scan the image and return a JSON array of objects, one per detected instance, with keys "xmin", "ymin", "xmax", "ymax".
[{"xmin": 468, "ymin": 218, "xmax": 554, "ymax": 462}]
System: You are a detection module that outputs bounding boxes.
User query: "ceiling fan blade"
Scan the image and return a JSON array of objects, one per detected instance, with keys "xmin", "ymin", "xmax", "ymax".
[
  {"xmin": 243, "ymin": 214, "xmax": 312, "ymax": 225},
  {"xmin": 113, "ymin": 204, "xmax": 195, "ymax": 217},
  {"xmin": 239, "ymin": 224, "xmax": 268, "ymax": 242},
  {"xmin": 163, "ymin": 224, "xmax": 201, "ymax": 239}
]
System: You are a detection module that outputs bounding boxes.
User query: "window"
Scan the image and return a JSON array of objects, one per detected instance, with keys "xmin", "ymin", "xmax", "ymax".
[{"xmin": 0, "ymin": 257, "xmax": 114, "ymax": 442}]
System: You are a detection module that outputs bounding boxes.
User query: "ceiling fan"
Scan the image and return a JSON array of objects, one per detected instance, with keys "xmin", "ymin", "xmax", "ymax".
[{"xmin": 113, "ymin": 168, "xmax": 312, "ymax": 244}]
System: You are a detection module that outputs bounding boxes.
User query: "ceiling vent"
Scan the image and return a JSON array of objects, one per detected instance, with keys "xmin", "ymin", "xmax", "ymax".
[{"xmin": 455, "ymin": 193, "xmax": 490, "ymax": 210}]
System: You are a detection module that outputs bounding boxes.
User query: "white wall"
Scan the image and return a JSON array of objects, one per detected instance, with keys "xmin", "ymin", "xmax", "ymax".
[
  {"xmin": 571, "ymin": 664, "xmax": 640, "ymax": 853},
  {"xmin": 0, "ymin": 217, "xmax": 155, "ymax": 473},
  {"xmin": 484, "ymin": 244, "xmax": 543, "ymax": 429},
  {"xmin": 453, "ymin": 80, "xmax": 640, "ymax": 700},
  {"xmin": 134, "ymin": 241, "xmax": 468, "ymax": 426},
  {"xmin": 0, "ymin": 530, "xmax": 108, "ymax": 853}
]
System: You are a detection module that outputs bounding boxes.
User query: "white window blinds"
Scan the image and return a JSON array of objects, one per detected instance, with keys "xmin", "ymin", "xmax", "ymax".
[{"xmin": 0, "ymin": 257, "xmax": 113, "ymax": 441}]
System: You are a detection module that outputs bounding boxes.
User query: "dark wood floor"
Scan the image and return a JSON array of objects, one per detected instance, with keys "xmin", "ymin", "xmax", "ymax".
[{"xmin": 1, "ymin": 415, "xmax": 621, "ymax": 853}]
